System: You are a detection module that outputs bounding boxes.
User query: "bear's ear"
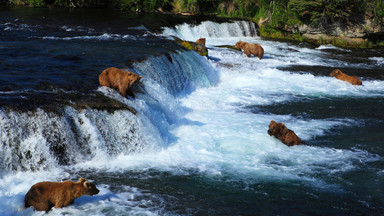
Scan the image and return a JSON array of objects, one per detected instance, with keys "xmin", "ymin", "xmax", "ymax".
[
  {"xmin": 83, "ymin": 180, "xmax": 90, "ymax": 188},
  {"xmin": 79, "ymin": 178, "xmax": 87, "ymax": 183}
]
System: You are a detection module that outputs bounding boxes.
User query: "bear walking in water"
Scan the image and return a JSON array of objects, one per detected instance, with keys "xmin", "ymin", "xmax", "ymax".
[
  {"xmin": 268, "ymin": 120, "xmax": 302, "ymax": 146},
  {"xmin": 235, "ymin": 41, "xmax": 264, "ymax": 59},
  {"xmin": 99, "ymin": 67, "xmax": 142, "ymax": 98},
  {"xmin": 330, "ymin": 69, "xmax": 362, "ymax": 85},
  {"xmin": 24, "ymin": 178, "xmax": 99, "ymax": 212}
]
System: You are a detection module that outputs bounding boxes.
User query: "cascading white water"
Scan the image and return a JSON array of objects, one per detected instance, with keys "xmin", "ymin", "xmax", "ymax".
[
  {"xmin": 0, "ymin": 49, "xmax": 218, "ymax": 172},
  {"xmin": 162, "ymin": 20, "xmax": 258, "ymax": 41},
  {"xmin": 0, "ymin": 107, "xmax": 144, "ymax": 171}
]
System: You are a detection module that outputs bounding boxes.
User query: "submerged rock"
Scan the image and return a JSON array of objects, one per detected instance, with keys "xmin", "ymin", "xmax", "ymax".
[{"xmin": 215, "ymin": 45, "xmax": 241, "ymax": 51}]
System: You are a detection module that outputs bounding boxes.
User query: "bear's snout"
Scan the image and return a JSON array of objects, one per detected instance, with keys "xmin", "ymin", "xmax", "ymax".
[{"xmin": 89, "ymin": 186, "xmax": 100, "ymax": 195}]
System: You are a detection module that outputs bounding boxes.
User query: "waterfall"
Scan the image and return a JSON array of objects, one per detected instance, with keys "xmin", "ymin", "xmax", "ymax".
[
  {"xmin": 0, "ymin": 50, "xmax": 217, "ymax": 172},
  {"xmin": 162, "ymin": 20, "xmax": 258, "ymax": 41}
]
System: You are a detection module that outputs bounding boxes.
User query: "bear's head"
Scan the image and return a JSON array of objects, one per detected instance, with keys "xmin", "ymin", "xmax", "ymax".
[
  {"xmin": 235, "ymin": 41, "xmax": 244, "ymax": 49},
  {"xmin": 267, "ymin": 120, "xmax": 288, "ymax": 138},
  {"xmin": 196, "ymin": 38, "xmax": 206, "ymax": 45},
  {"xmin": 127, "ymin": 72, "xmax": 142, "ymax": 87},
  {"xmin": 79, "ymin": 178, "xmax": 99, "ymax": 196},
  {"xmin": 330, "ymin": 69, "xmax": 342, "ymax": 78}
]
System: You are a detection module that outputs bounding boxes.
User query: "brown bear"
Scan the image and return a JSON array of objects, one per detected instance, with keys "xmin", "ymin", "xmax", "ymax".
[
  {"xmin": 24, "ymin": 178, "xmax": 99, "ymax": 212},
  {"xmin": 235, "ymin": 41, "xmax": 264, "ymax": 59},
  {"xmin": 99, "ymin": 67, "xmax": 142, "ymax": 98},
  {"xmin": 267, "ymin": 120, "xmax": 302, "ymax": 146},
  {"xmin": 196, "ymin": 38, "xmax": 206, "ymax": 45},
  {"xmin": 330, "ymin": 69, "xmax": 362, "ymax": 85}
]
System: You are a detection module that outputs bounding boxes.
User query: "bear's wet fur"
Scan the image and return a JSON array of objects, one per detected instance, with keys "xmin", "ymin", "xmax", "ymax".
[
  {"xmin": 99, "ymin": 67, "xmax": 142, "ymax": 98},
  {"xmin": 330, "ymin": 69, "xmax": 362, "ymax": 85},
  {"xmin": 268, "ymin": 120, "xmax": 302, "ymax": 146},
  {"xmin": 24, "ymin": 178, "xmax": 99, "ymax": 212},
  {"xmin": 235, "ymin": 41, "xmax": 264, "ymax": 59}
]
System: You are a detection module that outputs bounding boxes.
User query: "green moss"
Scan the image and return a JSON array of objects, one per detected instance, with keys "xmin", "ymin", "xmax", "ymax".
[
  {"xmin": 215, "ymin": 45, "xmax": 241, "ymax": 51},
  {"xmin": 181, "ymin": 41, "xmax": 192, "ymax": 50}
]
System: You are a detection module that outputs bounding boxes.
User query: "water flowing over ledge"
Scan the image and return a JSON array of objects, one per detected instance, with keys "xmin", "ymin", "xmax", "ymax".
[
  {"xmin": 162, "ymin": 20, "xmax": 258, "ymax": 41},
  {"xmin": 0, "ymin": 49, "xmax": 218, "ymax": 172}
]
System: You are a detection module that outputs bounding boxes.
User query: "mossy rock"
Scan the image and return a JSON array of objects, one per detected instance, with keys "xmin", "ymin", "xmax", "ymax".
[
  {"xmin": 215, "ymin": 45, "xmax": 241, "ymax": 51},
  {"xmin": 172, "ymin": 36, "xmax": 208, "ymax": 56}
]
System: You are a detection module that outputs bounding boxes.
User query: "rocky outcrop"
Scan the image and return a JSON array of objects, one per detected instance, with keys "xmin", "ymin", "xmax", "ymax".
[
  {"xmin": 282, "ymin": 17, "xmax": 384, "ymax": 47},
  {"xmin": 1, "ymin": 91, "xmax": 137, "ymax": 115},
  {"xmin": 173, "ymin": 36, "xmax": 208, "ymax": 56}
]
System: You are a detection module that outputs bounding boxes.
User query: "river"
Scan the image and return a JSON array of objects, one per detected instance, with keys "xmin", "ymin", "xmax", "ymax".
[{"xmin": 1, "ymin": 6, "xmax": 384, "ymax": 216}]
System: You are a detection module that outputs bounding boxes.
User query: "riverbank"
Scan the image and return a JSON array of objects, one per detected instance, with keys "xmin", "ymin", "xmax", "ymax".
[{"xmin": 3, "ymin": 0, "xmax": 384, "ymax": 49}]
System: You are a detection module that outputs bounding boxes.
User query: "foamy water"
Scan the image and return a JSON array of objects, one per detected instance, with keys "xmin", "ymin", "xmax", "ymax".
[{"xmin": 1, "ymin": 19, "xmax": 384, "ymax": 215}]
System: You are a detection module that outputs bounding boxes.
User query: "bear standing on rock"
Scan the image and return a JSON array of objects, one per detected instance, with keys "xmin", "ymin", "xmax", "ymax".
[
  {"xmin": 24, "ymin": 178, "xmax": 99, "ymax": 212},
  {"xmin": 196, "ymin": 38, "xmax": 206, "ymax": 45},
  {"xmin": 99, "ymin": 67, "xmax": 142, "ymax": 98},
  {"xmin": 268, "ymin": 120, "xmax": 302, "ymax": 146},
  {"xmin": 235, "ymin": 41, "xmax": 264, "ymax": 59},
  {"xmin": 330, "ymin": 69, "xmax": 362, "ymax": 85}
]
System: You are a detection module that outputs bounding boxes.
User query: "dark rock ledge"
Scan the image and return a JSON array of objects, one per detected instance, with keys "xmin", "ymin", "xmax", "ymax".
[{"xmin": 0, "ymin": 91, "xmax": 137, "ymax": 115}]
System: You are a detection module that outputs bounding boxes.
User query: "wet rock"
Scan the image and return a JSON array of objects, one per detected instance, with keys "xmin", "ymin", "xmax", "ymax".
[
  {"xmin": 215, "ymin": 45, "xmax": 241, "ymax": 51},
  {"xmin": 0, "ymin": 91, "xmax": 137, "ymax": 115},
  {"xmin": 172, "ymin": 36, "xmax": 208, "ymax": 57}
]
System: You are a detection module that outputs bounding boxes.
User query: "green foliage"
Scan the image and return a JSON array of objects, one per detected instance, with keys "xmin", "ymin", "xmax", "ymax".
[
  {"xmin": 27, "ymin": 0, "xmax": 46, "ymax": 7},
  {"xmin": 288, "ymin": 0, "xmax": 322, "ymax": 23},
  {"xmin": 365, "ymin": 0, "xmax": 384, "ymax": 23},
  {"xmin": 53, "ymin": 0, "xmax": 71, "ymax": 7},
  {"xmin": 121, "ymin": 0, "xmax": 171, "ymax": 12},
  {"xmin": 172, "ymin": 0, "xmax": 200, "ymax": 14},
  {"xmin": 217, "ymin": 0, "xmax": 259, "ymax": 18}
]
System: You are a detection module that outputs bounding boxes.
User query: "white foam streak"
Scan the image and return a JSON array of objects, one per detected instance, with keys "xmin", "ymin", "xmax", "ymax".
[
  {"xmin": 40, "ymin": 33, "xmax": 137, "ymax": 41},
  {"xmin": 316, "ymin": 44, "xmax": 352, "ymax": 52},
  {"xmin": 370, "ymin": 57, "xmax": 384, "ymax": 66}
]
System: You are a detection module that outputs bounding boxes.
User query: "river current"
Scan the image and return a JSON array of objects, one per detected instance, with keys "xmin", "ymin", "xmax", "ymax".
[{"xmin": 1, "ymin": 6, "xmax": 384, "ymax": 216}]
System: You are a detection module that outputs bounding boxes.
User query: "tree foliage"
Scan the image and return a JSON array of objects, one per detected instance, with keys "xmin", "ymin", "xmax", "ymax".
[{"xmin": 15, "ymin": 0, "xmax": 384, "ymax": 26}]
